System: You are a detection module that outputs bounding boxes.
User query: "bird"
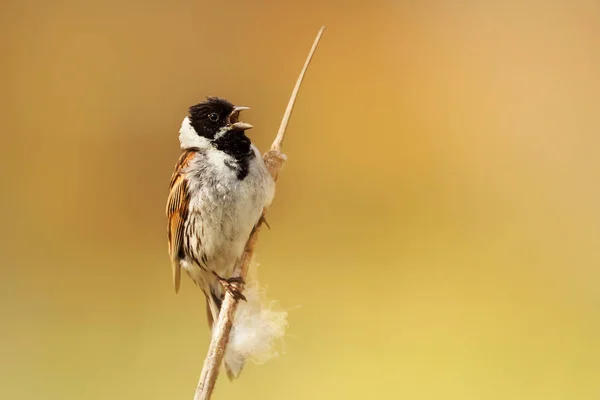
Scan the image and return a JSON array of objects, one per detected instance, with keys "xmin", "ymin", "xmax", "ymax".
[{"xmin": 166, "ymin": 96, "xmax": 276, "ymax": 379}]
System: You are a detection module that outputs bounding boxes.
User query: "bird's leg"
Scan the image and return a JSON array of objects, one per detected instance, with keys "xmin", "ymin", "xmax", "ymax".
[{"xmin": 212, "ymin": 271, "xmax": 247, "ymax": 302}]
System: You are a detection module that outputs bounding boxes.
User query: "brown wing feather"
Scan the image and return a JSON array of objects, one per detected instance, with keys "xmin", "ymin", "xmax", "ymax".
[{"xmin": 166, "ymin": 149, "xmax": 197, "ymax": 293}]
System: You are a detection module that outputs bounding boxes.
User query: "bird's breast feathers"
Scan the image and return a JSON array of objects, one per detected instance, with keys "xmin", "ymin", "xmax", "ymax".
[{"xmin": 177, "ymin": 145, "xmax": 274, "ymax": 279}]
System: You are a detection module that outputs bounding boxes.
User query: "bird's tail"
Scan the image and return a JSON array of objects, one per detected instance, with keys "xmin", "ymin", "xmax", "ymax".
[{"xmin": 205, "ymin": 285, "xmax": 246, "ymax": 380}]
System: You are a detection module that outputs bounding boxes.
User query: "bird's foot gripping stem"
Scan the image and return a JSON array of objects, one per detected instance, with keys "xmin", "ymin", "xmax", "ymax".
[{"xmin": 212, "ymin": 272, "xmax": 247, "ymax": 302}]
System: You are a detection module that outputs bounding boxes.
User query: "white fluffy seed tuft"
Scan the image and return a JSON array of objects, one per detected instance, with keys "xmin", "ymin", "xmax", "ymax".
[{"xmin": 223, "ymin": 281, "xmax": 288, "ymax": 378}]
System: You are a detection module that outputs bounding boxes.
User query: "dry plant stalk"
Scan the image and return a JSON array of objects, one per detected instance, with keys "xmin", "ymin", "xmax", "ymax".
[{"xmin": 193, "ymin": 26, "xmax": 327, "ymax": 400}]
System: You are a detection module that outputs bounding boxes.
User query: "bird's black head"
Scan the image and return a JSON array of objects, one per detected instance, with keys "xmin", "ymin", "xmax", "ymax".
[
  {"xmin": 188, "ymin": 97, "xmax": 252, "ymax": 140},
  {"xmin": 184, "ymin": 96, "xmax": 255, "ymax": 179}
]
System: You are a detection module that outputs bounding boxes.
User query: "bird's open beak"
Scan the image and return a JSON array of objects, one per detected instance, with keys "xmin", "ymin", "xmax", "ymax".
[
  {"xmin": 228, "ymin": 106, "xmax": 252, "ymax": 130},
  {"xmin": 231, "ymin": 121, "xmax": 253, "ymax": 131}
]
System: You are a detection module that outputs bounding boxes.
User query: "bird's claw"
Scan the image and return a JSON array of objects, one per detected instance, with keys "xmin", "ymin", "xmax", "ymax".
[{"xmin": 212, "ymin": 272, "xmax": 247, "ymax": 302}]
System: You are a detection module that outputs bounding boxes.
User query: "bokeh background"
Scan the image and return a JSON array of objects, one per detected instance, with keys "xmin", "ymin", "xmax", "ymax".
[{"xmin": 1, "ymin": 0, "xmax": 599, "ymax": 399}]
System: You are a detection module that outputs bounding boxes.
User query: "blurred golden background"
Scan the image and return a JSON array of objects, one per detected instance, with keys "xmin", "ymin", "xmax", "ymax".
[{"xmin": 1, "ymin": 0, "xmax": 599, "ymax": 399}]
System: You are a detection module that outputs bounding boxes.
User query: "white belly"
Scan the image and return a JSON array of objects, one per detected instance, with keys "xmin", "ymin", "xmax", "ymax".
[{"xmin": 181, "ymin": 145, "xmax": 274, "ymax": 290}]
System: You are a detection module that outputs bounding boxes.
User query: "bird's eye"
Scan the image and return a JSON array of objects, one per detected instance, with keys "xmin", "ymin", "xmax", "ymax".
[{"xmin": 208, "ymin": 113, "xmax": 219, "ymax": 122}]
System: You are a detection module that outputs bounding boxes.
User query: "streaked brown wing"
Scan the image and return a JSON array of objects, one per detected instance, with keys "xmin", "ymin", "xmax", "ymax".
[{"xmin": 166, "ymin": 149, "xmax": 197, "ymax": 293}]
